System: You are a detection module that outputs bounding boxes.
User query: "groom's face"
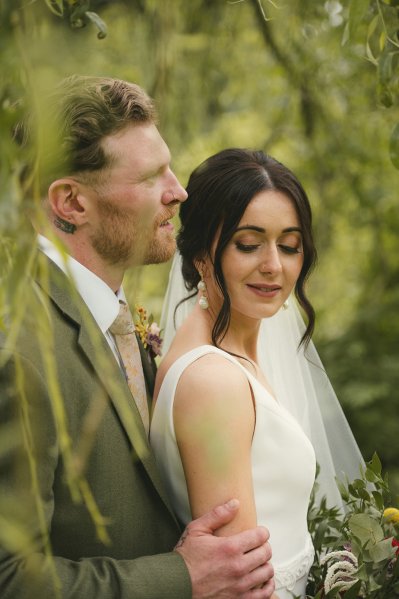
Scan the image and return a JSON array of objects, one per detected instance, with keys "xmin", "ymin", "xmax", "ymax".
[{"xmin": 88, "ymin": 123, "xmax": 187, "ymax": 267}]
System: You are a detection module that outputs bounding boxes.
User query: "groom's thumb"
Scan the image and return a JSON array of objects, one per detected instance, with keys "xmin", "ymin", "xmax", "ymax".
[{"xmin": 189, "ymin": 499, "xmax": 240, "ymax": 535}]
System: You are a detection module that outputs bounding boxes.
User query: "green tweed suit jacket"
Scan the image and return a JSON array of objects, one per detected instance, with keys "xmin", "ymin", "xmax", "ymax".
[{"xmin": 0, "ymin": 255, "xmax": 191, "ymax": 599}]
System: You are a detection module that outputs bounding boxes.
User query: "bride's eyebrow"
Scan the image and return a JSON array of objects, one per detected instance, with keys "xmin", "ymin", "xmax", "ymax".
[
  {"xmin": 235, "ymin": 225, "xmax": 302, "ymax": 233},
  {"xmin": 235, "ymin": 225, "xmax": 264, "ymax": 233}
]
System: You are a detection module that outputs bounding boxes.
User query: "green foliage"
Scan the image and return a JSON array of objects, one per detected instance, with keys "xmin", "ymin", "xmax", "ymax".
[
  {"xmin": 305, "ymin": 455, "xmax": 399, "ymax": 598},
  {"xmin": 346, "ymin": 0, "xmax": 399, "ymax": 167},
  {"xmin": 43, "ymin": 0, "xmax": 108, "ymax": 37}
]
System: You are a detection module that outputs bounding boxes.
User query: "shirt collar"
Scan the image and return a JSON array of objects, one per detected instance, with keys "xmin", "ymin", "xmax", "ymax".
[{"xmin": 38, "ymin": 234, "xmax": 125, "ymax": 333}]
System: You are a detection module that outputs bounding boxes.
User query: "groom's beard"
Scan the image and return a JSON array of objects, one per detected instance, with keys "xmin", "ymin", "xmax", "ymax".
[
  {"xmin": 90, "ymin": 197, "xmax": 177, "ymax": 267},
  {"xmin": 141, "ymin": 207, "xmax": 178, "ymax": 265}
]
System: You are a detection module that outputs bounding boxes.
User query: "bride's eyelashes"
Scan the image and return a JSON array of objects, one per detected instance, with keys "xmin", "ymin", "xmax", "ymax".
[
  {"xmin": 235, "ymin": 241, "xmax": 260, "ymax": 253},
  {"xmin": 278, "ymin": 244, "xmax": 302, "ymax": 255},
  {"xmin": 234, "ymin": 241, "xmax": 302, "ymax": 255}
]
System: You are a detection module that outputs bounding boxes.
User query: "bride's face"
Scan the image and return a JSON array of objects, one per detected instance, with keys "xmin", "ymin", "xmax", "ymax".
[{"xmin": 211, "ymin": 189, "xmax": 304, "ymax": 322}]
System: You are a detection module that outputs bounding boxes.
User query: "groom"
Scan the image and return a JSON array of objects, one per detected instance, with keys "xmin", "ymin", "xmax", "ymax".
[{"xmin": 0, "ymin": 76, "xmax": 275, "ymax": 598}]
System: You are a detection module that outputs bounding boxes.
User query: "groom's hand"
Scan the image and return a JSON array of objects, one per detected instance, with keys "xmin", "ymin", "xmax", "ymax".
[{"xmin": 174, "ymin": 498, "xmax": 275, "ymax": 598}]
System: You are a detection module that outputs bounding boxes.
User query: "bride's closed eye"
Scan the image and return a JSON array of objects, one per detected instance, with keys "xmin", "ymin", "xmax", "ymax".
[
  {"xmin": 278, "ymin": 244, "xmax": 302, "ymax": 255},
  {"xmin": 235, "ymin": 241, "xmax": 302, "ymax": 254},
  {"xmin": 235, "ymin": 241, "xmax": 260, "ymax": 253}
]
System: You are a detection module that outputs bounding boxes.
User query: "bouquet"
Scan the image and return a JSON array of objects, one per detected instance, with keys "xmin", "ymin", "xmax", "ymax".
[{"xmin": 303, "ymin": 454, "xmax": 399, "ymax": 598}]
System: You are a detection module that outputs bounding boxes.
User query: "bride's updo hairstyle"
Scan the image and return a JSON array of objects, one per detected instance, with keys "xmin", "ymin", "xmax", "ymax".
[{"xmin": 177, "ymin": 148, "xmax": 317, "ymax": 348}]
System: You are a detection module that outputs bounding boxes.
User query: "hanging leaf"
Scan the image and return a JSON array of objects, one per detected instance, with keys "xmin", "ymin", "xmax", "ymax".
[
  {"xmin": 70, "ymin": 0, "xmax": 90, "ymax": 10},
  {"xmin": 347, "ymin": 0, "xmax": 372, "ymax": 41},
  {"xmin": 253, "ymin": 0, "xmax": 273, "ymax": 23},
  {"xmin": 389, "ymin": 122, "xmax": 399, "ymax": 168},
  {"xmin": 69, "ymin": 0, "xmax": 90, "ymax": 29},
  {"xmin": 342, "ymin": 21, "xmax": 350, "ymax": 46},
  {"xmin": 379, "ymin": 30, "xmax": 387, "ymax": 52},
  {"xmin": 85, "ymin": 11, "xmax": 108, "ymax": 39},
  {"xmin": 378, "ymin": 51, "xmax": 393, "ymax": 84},
  {"xmin": 44, "ymin": 0, "xmax": 64, "ymax": 17},
  {"xmin": 365, "ymin": 14, "xmax": 380, "ymax": 64},
  {"xmin": 367, "ymin": 13, "xmax": 380, "ymax": 41}
]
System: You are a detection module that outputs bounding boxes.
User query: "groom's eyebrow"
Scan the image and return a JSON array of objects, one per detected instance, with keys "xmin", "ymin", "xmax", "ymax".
[{"xmin": 235, "ymin": 225, "xmax": 302, "ymax": 233}]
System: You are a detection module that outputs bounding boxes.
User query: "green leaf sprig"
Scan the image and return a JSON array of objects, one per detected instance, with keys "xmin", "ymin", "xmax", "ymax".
[{"xmin": 305, "ymin": 454, "xmax": 399, "ymax": 598}]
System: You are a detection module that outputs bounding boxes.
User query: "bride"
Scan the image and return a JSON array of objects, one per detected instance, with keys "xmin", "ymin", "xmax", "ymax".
[{"xmin": 150, "ymin": 148, "xmax": 363, "ymax": 599}]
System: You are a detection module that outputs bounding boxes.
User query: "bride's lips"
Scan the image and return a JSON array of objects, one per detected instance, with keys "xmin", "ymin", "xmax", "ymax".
[{"xmin": 246, "ymin": 283, "xmax": 282, "ymax": 298}]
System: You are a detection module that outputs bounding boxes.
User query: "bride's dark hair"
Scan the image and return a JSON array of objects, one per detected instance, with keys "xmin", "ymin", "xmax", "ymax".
[{"xmin": 177, "ymin": 148, "xmax": 317, "ymax": 348}]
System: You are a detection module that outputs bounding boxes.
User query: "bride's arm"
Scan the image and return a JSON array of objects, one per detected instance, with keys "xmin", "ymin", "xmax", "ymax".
[
  {"xmin": 174, "ymin": 354, "xmax": 257, "ymax": 536},
  {"xmin": 174, "ymin": 355, "xmax": 281, "ymax": 599}
]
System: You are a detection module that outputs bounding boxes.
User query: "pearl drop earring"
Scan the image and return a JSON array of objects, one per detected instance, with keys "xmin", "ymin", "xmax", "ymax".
[{"xmin": 197, "ymin": 279, "xmax": 209, "ymax": 310}]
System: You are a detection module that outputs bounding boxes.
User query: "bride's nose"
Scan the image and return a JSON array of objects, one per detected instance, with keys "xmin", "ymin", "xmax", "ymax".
[{"xmin": 258, "ymin": 246, "xmax": 282, "ymax": 274}]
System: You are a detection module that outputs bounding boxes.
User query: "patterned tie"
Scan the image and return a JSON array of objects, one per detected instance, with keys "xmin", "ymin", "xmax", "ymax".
[{"xmin": 109, "ymin": 301, "xmax": 149, "ymax": 435}]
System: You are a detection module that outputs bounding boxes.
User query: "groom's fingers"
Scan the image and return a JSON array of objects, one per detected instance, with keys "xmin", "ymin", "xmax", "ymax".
[
  {"xmin": 178, "ymin": 499, "xmax": 270, "ymax": 555},
  {"xmin": 175, "ymin": 499, "xmax": 271, "ymax": 567},
  {"xmin": 236, "ymin": 550, "xmax": 275, "ymax": 599},
  {"xmin": 246, "ymin": 579, "xmax": 277, "ymax": 599},
  {"xmin": 175, "ymin": 500, "xmax": 275, "ymax": 598},
  {"xmin": 234, "ymin": 525, "xmax": 271, "ymax": 555},
  {"xmin": 180, "ymin": 498, "xmax": 241, "ymax": 537},
  {"xmin": 242, "ymin": 541, "xmax": 273, "ymax": 574}
]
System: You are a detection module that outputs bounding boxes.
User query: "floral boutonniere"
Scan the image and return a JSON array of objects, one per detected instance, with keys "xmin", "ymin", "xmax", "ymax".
[{"xmin": 134, "ymin": 305, "xmax": 163, "ymax": 359}]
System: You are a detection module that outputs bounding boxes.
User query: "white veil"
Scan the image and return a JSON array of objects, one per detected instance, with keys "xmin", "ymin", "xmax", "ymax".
[{"xmin": 161, "ymin": 252, "xmax": 364, "ymax": 509}]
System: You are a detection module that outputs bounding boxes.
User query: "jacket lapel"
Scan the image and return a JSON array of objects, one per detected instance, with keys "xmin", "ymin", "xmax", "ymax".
[
  {"xmin": 36, "ymin": 255, "xmax": 179, "ymax": 522},
  {"xmin": 136, "ymin": 334, "xmax": 157, "ymax": 403}
]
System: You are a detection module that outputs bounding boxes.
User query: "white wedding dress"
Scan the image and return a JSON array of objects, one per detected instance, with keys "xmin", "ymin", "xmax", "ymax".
[{"xmin": 150, "ymin": 345, "xmax": 316, "ymax": 599}]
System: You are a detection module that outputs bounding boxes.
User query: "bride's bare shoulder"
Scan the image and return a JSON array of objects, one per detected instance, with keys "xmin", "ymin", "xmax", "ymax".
[
  {"xmin": 173, "ymin": 351, "xmax": 254, "ymax": 438},
  {"xmin": 180, "ymin": 350, "xmax": 239, "ymax": 377},
  {"xmin": 176, "ymin": 351, "xmax": 250, "ymax": 404}
]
